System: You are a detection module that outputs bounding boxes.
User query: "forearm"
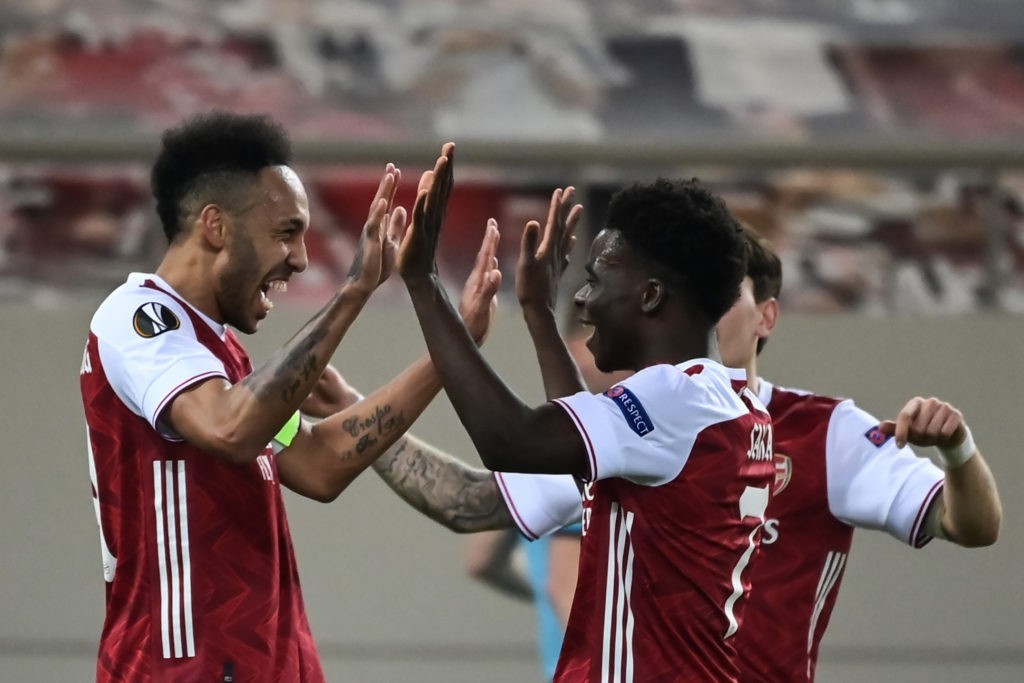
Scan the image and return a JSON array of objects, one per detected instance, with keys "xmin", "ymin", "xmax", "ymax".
[
  {"xmin": 405, "ymin": 275, "xmax": 536, "ymax": 464},
  {"xmin": 371, "ymin": 433, "xmax": 514, "ymax": 533},
  {"xmin": 940, "ymin": 451, "xmax": 1002, "ymax": 547},
  {"xmin": 279, "ymin": 355, "xmax": 441, "ymax": 501},
  {"xmin": 238, "ymin": 287, "xmax": 373, "ymax": 455},
  {"xmin": 523, "ymin": 306, "xmax": 586, "ymax": 400},
  {"xmin": 166, "ymin": 286, "xmax": 372, "ymax": 462}
]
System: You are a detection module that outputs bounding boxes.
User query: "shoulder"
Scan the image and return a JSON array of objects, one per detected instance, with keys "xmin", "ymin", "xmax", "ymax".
[
  {"xmin": 767, "ymin": 382, "xmax": 848, "ymax": 421},
  {"xmin": 92, "ymin": 275, "xmax": 191, "ymax": 346}
]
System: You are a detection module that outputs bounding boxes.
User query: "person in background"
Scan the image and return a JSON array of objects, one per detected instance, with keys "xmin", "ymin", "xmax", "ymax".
[{"xmin": 717, "ymin": 225, "xmax": 1002, "ymax": 681}]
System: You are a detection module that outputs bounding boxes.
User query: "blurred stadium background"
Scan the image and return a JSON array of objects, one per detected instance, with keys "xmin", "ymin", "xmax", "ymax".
[{"xmin": 1, "ymin": 1, "xmax": 1022, "ymax": 681}]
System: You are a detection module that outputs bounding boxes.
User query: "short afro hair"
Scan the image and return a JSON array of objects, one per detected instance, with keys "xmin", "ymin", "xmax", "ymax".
[
  {"xmin": 150, "ymin": 111, "xmax": 292, "ymax": 243},
  {"xmin": 605, "ymin": 178, "xmax": 746, "ymax": 324}
]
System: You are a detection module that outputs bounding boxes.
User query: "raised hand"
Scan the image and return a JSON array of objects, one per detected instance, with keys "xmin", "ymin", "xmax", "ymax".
[
  {"xmin": 347, "ymin": 163, "xmax": 401, "ymax": 295},
  {"xmin": 459, "ymin": 219, "xmax": 503, "ymax": 345},
  {"xmin": 878, "ymin": 396, "xmax": 969, "ymax": 450},
  {"xmin": 515, "ymin": 187, "xmax": 583, "ymax": 312},
  {"xmin": 398, "ymin": 143, "xmax": 454, "ymax": 282}
]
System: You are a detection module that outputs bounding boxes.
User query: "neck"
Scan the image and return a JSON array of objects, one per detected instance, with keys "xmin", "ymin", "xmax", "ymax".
[
  {"xmin": 155, "ymin": 245, "xmax": 222, "ymax": 324},
  {"xmin": 745, "ymin": 355, "xmax": 761, "ymax": 395},
  {"xmin": 634, "ymin": 322, "xmax": 712, "ymax": 370}
]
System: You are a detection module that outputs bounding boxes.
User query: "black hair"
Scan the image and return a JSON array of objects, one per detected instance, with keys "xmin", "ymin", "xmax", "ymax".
[
  {"xmin": 150, "ymin": 111, "xmax": 293, "ymax": 243},
  {"xmin": 605, "ymin": 177, "xmax": 747, "ymax": 324},
  {"xmin": 739, "ymin": 223, "xmax": 783, "ymax": 354},
  {"xmin": 741, "ymin": 224, "xmax": 783, "ymax": 303}
]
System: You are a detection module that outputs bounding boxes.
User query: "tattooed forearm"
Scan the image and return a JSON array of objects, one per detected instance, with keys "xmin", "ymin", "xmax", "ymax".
[
  {"xmin": 243, "ymin": 324, "xmax": 328, "ymax": 403},
  {"xmin": 332, "ymin": 402, "xmax": 408, "ymax": 461},
  {"xmin": 343, "ymin": 403, "xmax": 401, "ymax": 437},
  {"xmin": 372, "ymin": 438, "xmax": 514, "ymax": 533}
]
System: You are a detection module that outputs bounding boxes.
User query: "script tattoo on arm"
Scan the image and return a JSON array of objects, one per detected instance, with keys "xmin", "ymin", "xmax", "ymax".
[
  {"xmin": 372, "ymin": 437, "xmax": 514, "ymax": 533},
  {"xmin": 242, "ymin": 321, "xmax": 329, "ymax": 404}
]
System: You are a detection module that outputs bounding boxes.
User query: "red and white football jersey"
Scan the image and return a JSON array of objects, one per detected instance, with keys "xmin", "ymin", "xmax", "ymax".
[
  {"xmin": 495, "ymin": 471, "xmax": 582, "ymax": 541},
  {"xmin": 80, "ymin": 273, "xmax": 323, "ymax": 683},
  {"xmin": 734, "ymin": 376, "xmax": 944, "ymax": 682},
  {"xmin": 545, "ymin": 359, "xmax": 774, "ymax": 682}
]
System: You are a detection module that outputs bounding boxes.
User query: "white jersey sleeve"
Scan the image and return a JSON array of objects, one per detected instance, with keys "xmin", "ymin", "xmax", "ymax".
[
  {"xmin": 825, "ymin": 400, "xmax": 945, "ymax": 547},
  {"xmin": 494, "ymin": 472, "xmax": 582, "ymax": 541},
  {"xmin": 553, "ymin": 360, "xmax": 749, "ymax": 486},
  {"xmin": 91, "ymin": 277, "xmax": 228, "ymax": 438}
]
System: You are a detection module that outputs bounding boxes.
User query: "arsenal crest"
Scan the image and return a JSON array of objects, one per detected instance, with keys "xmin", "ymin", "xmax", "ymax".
[{"xmin": 773, "ymin": 453, "xmax": 792, "ymax": 495}]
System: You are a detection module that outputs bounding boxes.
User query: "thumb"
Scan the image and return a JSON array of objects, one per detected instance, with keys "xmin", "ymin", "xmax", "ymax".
[{"xmin": 877, "ymin": 420, "xmax": 907, "ymax": 447}]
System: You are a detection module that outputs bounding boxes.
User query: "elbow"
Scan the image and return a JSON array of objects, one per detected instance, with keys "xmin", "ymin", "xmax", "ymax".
[
  {"xmin": 304, "ymin": 474, "xmax": 355, "ymax": 504},
  {"xmin": 203, "ymin": 429, "xmax": 267, "ymax": 465},
  {"xmin": 952, "ymin": 509, "xmax": 1002, "ymax": 548},
  {"xmin": 476, "ymin": 435, "xmax": 524, "ymax": 472},
  {"xmin": 308, "ymin": 489, "xmax": 342, "ymax": 505},
  {"xmin": 963, "ymin": 518, "xmax": 1002, "ymax": 548}
]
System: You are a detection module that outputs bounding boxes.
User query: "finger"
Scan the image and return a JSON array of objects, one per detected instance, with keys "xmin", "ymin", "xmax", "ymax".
[
  {"xmin": 922, "ymin": 400, "xmax": 949, "ymax": 438},
  {"xmin": 484, "ymin": 217, "xmax": 500, "ymax": 258},
  {"xmin": 402, "ymin": 191, "xmax": 427, "ymax": 254},
  {"xmin": 469, "ymin": 219, "xmax": 497, "ymax": 285},
  {"xmin": 388, "ymin": 206, "xmax": 408, "ymax": 246},
  {"xmin": 877, "ymin": 420, "xmax": 897, "ymax": 437},
  {"xmin": 427, "ymin": 156, "xmax": 450, "ymax": 217},
  {"xmin": 482, "ymin": 267, "xmax": 502, "ymax": 298},
  {"xmin": 894, "ymin": 401, "xmax": 921, "ymax": 447},
  {"xmin": 940, "ymin": 412, "xmax": 966, "ymax": 445},
  {"xmin": 364, "ymin": 197, "xmax": 388, "ymax": 237},
  {"xmin": 436, "ymin": 149, "xmax": 454, "ymax": 210},
  {"xmin": 417, "ymin": 169, "xmax": 435, "ymax": 198},
  {"xmin": 562, "ymin": 186, "xmax": 576, "ymax": 206},
  {"xmin": 561, "ymin": 204, "xmax": 584, "ymax": 254},
  {"xmin": 372, "ymin": 166, "xmax": 397, "ymax": 208},
  {"xmin": 538, "ymin": 189, "xmax": 563, "ymax": 256},
  {"xmin": 520, "ymin": 220, "xmax": 541, "ymax": 263},
  {"xmin": 480, "ymin": 221, "xmax": 501, "ymax": 280}
]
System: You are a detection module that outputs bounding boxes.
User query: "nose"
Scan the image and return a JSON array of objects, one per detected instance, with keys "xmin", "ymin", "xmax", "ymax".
[
  {"xmin": 288, "ymin": 237, "xmax": 309, "ymax": 273},
  {"xmin": 573, "ymin": 283, "xmax": 589, "ymax": 307}
]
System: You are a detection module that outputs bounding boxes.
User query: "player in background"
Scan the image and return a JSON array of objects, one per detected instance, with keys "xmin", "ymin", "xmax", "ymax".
[
  {"xmin": 397, "ymin": 143, "xmax": 774, "ymax": 682},
  {"xmin": 717, "ymin": 225, "xmax": 1001, "ymax": 681},
  {"xmin": 79, "ymin": 113, "xmax": 500, "ymax": 682}
]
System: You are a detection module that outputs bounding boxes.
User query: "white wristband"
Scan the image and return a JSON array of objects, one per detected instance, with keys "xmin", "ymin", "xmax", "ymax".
[{"xmin": 937, "ymin": 426, "xmax": 976, "ymax": 468}]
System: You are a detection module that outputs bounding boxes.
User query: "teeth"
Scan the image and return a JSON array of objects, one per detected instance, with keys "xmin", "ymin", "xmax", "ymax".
[{"xmin": 269, "ymin": 280, "xmax": 287, "ymax": 292}]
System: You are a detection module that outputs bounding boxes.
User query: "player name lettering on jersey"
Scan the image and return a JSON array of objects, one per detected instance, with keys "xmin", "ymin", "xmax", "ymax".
[
  {"xmin": 747, "ymin": 423, "xmax": 773, "ymax": 461},
  {"xmin": 580, "ymin": 481, "xmax": 595, "ymax": 536},
  {"xmin": 761, "ymin": 518, "xmax": 780, "ymax": 544}
]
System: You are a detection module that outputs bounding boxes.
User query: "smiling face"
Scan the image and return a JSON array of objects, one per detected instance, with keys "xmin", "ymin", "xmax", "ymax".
[
  {"xmin": 573, "ymin": 229, "xmax": 649, "ymax": 373},
  {"xmin": 215, "ymin": 166, "xmax": 310, "ymax": 333}
]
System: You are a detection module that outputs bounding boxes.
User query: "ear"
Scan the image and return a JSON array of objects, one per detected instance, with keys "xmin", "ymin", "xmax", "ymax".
[
  {"xmin": 197, "ymin": 204, "xmax": 227, "ymax": 250},
  {"xmin": 639, "ymin": 279, "xmax": 666, "ymax": 314},
  {"xmin": 756, "ymin": 297, "xmax": 779, "ymax": 341}
]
